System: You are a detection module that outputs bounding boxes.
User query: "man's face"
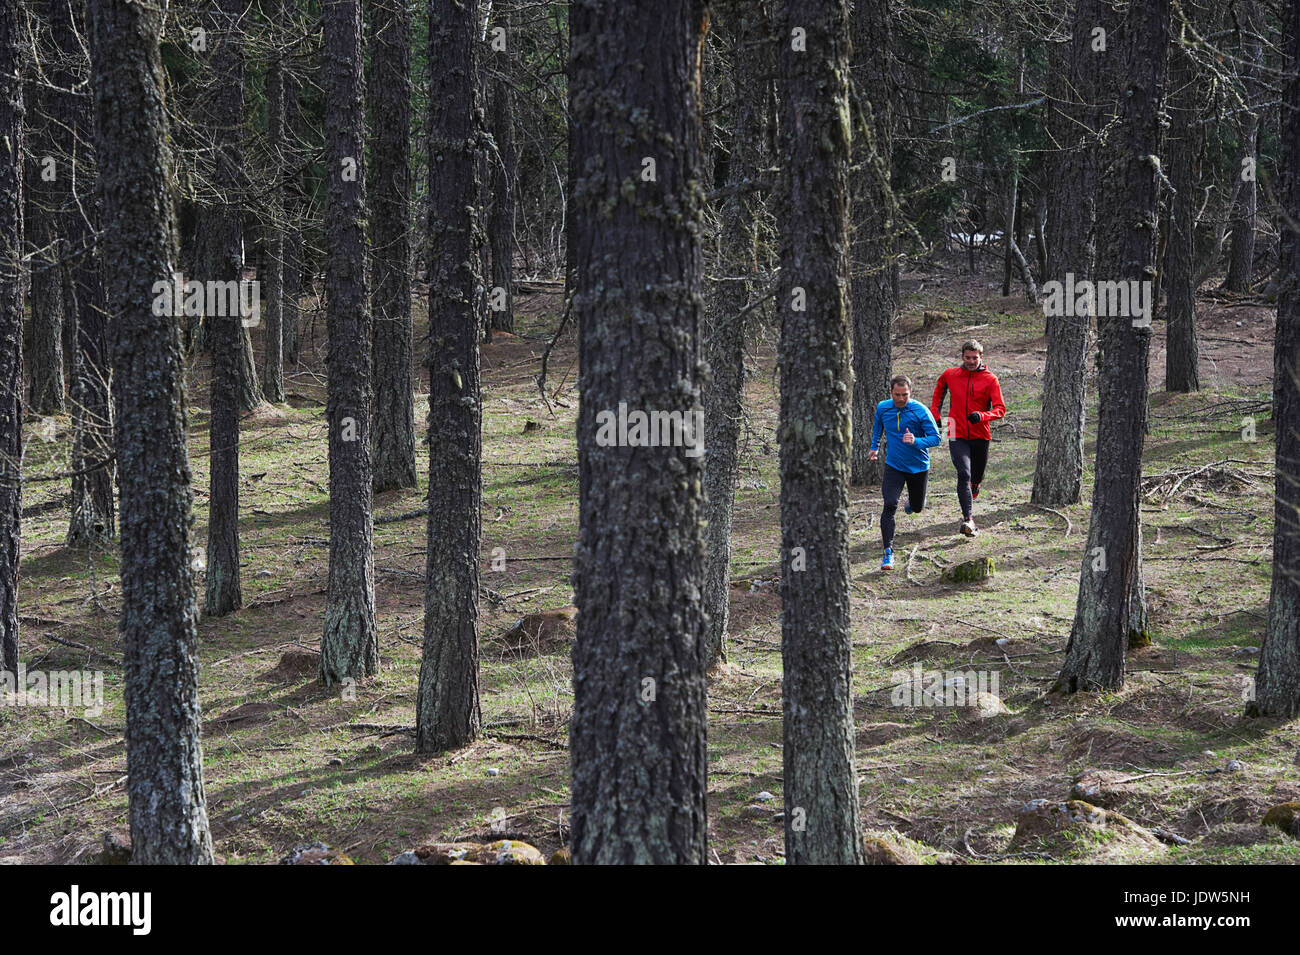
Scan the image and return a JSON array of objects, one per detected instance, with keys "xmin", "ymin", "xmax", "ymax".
[
  {"xmin": 891, "ymin": 384, "xmax": 910, "ymax": 408},
  {"xmin": 962, "ymin": 349, "xmax": 982, "ymax": 371}
]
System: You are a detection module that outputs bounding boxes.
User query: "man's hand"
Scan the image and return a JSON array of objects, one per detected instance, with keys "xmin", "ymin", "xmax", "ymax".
[
  {"xmin": 902, "ymin": 428, "xmax": 915, "ymax": 445},
  {"xmin": 868, "ymin": 448, "xmax": 878, "ymax": 461},
  {"xmin": 967, "ymin": 412, "xmax": 981, "ymax": 424}
]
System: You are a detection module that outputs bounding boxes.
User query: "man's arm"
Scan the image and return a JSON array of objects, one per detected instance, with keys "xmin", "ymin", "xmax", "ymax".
[
  {"xmin": 871, "ymin": 403, "xmax": 884, "ymax": 450},
  {"xmin": 930, "ymin": 372, "xmax": 948, "ymax": 423},
  {"xmin": 984, "ymin": 376, "xmax": 1007, "ymax": 422},
  {"xmin": 916, "ymin": 406, "xmax": 942, "ymax": 449}
]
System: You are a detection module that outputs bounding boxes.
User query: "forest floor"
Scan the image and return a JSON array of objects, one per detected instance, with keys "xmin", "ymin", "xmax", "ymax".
[{"xmin": 3, "ymin": 256, "xmax": 1298, "ymax": 864}]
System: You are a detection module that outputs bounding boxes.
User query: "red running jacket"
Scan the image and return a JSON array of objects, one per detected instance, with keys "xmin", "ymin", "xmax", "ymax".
[{"xmin": 930, "ymin": 364, "xmax": 1007, "ymax": 441}]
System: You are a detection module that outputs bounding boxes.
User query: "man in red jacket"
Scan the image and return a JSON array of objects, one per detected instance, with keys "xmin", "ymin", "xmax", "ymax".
[{"xmin": 930, "ymin": 339, "xmax": 1007, "ymax": 537}]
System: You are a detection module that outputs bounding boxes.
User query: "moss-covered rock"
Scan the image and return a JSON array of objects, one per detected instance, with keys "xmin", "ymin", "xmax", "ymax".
[
  {"xmin": 861, "ymin": 830, "xmax": 922, "ymax": 864},
  {"xmin": 1262, "ymin": 802, "xmax": 1300, "ymax": 838},
  {"xmin": 549, "ymin": 847, "xmax": 572, "ymax": 865},
  {"xmin": 942, "ymin": 557, "xmax": 995, "ymax": 584},
  {"xmin": 1010, "ymin": 799, "xmax": 1162, "ymax": 854},
  {"xmin": 481, "ymin": 839, "xmax": 547, "ymax": 865}
]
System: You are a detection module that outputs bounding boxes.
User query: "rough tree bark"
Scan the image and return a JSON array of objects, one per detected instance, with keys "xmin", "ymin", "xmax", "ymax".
[
  {"xmin": 0, "ymin": 0, "xmax": 23, "ymax": 680},
  {"xmin": 568, "ymin": 0, "xmax": 710, "ymax": 864},
  {"xmin": 1031, "ymin": 0, "xmax": 1112, "ymax": 507},
  {"xmin": 702, "ymin": 0, "xmax": 772, "ymax": 670},
  {"xmin": 1250, "ymin": 0, "xmax": 1300, "ymax": 718},
  {"xmin": 55, "ymin": 0, "xmax": 114, "ymax": 546},
  {"xmin": 319, "ymin": 0, "xmax": 378, "ymax": 684},
  {"xmin": 283, "ymin": 46, "xmax": 302, "ymax": 368},
  {"xmin": 777, "ymin": 0, "xmax": 864, "ymax": 864},
  {"xmin": 1224, "ymin": 0, "xmax": 1262, "ymax": 293},
  {"xmin": 368, "ymin": 0, "xmax": 416, "ymax": 492},
  {"xmin": 24, "ymin": 1, "xmax": 65, "ymax": 415},
  {"xmin": 1056, "ymin": 0, "xmax": 1169, "ymax": 693},
  {"xmin": 849, "ymin": 0, "xmax": 895, "ymax": 488},
  {"xmin": 416, "ymin": 0, "xmax": 482, "ymax": 754},
  {"xmin": 1165, "ymin": 35, "xmax": 1200, "ymax": 393},
  {"xmin": 487, "ymin": 37, "xmax": 516, "ymax": 335},
  {"xmin": 262, "ymin": 0, "xmax": 286, "ymax": 404},
  {"xmin": 89, "ymin": 0, "xmax": 214, "ymax": 863},
  {"xmin": 203, "ymin": 0, "xmax": 244, "ymax": 617}
]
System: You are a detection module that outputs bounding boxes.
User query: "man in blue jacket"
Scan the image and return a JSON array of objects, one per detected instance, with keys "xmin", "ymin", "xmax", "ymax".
[{"xmin": 869, "ymin": 374, "xmax": 942, "ymax": 571}]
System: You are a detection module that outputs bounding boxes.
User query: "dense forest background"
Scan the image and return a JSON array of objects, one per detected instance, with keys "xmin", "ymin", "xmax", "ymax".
[{"xmin": 0, "ymin": 0, "xmax": 1298, "ymax": 865}]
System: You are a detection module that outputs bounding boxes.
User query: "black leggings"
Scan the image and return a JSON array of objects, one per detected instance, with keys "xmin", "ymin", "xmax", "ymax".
[
  {"xmin": 881, "ymin": 465, "xmax": 928, "ymax": 549},
  {"xmin": 949, "ymin": 438, "xmax": 990, "ymax": 519}
]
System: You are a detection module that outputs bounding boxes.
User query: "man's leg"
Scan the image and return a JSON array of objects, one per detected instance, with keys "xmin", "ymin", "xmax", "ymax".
[
  {"xmin": 969, "ymin": 439, "xmax": 990, "ymax": 497},
  {"xmin": 906, "ymin": 468, "xmax": 929, "ymax": 513},
  {"xmin": 949, "ymin": 438, "xmax": 973, "ymax": 520},
  {"xmin": 881, "ymin": 465, "xmax": 904, "ymax": 550}
]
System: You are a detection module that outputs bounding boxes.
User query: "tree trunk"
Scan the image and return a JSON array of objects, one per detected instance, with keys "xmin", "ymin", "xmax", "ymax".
[
  {"xmin": 235, "ymin": 323, "xmax": 261, "ymax": 412},
  {"xmin": 24, "ymin": 2, "xmax": 66, "ymax": 415},
  {"xmin": 89, "ymin": 0, "xmax": 214, "ymax": 863},
  {"xmin": 416, "ymin": 0, "xmax": 483, "ymax": 754},
  {"xmin": 777, "ymin": 0, "xmax": 863, "ymax": 865},
  {"xmin": 486, "ymin": 5, "xmax": 514, "ymax": 335},
  {"xmin": 1165, "ymin": 39, "xmax": 1200, "ymax": 393},
  {"xmin": 0, "ymin": 0, "xmax": 23, "ymax": 680},
  {"xmin": 849, "ymin": 0, "xmax": 895, "ymax": 489},
  {"xmin": 702, "ymin": 0, "xmax": 772, "ymax": 670},
  {"xmin": 368, "ymin": 0, "xmax": 416, "ymax": 492},
  {"xmin": 569, "ymin": 0, "xmax": 710, "ymax": 864},
  {"xmin": 1223, "ymin": 0, "xmax": 1262, "ymax": 293},
  {"xmin": 1250, "ymin": 0, "xmax": 1300, "ymax": 718},
  {"xmin": 203, "ymin": 0, "xmax": 244, "ymax": 617},
  {"xmin": 262, "ymin": 0, "xmax": 286, "ymax": 404},
  {"xmin": 1057, "ymin": 0, "xmax": 1169, "ymax": 694},
  {"xmin": 283, "ymin": 46, "xmax": 302, "ymax": 368},
  {"xmin": 1031, "ymin": 0, "xmax": 1111, "ymax": 507},
  {"xmin": 319, "ymin": 0, "xmax": 378, "ymax": 684}
]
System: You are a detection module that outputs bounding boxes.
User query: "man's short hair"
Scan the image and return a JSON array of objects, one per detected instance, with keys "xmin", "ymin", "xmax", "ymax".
[
  {"xmin": 890, "ymin": 374, "xmax": 912, "ymax": 390},
  {"xmin": 961, "ymin": 339, "xmax": 984, "ymax": 355}
]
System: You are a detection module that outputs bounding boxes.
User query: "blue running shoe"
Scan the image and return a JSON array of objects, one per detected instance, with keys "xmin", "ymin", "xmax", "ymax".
[
  {"xmin": 904, "ymin": 499, "xmax": 914, "ymax": 515},
  {"xmin": 881, "ymin": 548, "xmax": 894, "ymax": 571}
]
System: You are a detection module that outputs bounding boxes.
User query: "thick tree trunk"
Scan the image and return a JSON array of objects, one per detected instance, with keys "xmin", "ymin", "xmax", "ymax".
[
  {"xmin": 777, "ymin": 0, "xmax": 863, "ymax": 865},
  {"xmin": 702, "ymin": 0, "xmax": 772, "ymax": 670},
  {"xmin": 203, "ymin": 0, "xmax": 244, "ymax": 617},
  {"xmin": 569, "ymin": 0, "xmax": 710, "ymax": 864},
  {"xmin": 849, "ymin": 0, "xmax": 895, "ymax": 489},
  {"xmin": 319, "ymin": 0, "xmax": 378, "ymax": 684},
  {"xmin": 368, "ymin": 0, "xmax": 416, "ymax": 492},
  {"xmin": 262, "ymin": 0, "xmax": 286, "ymax": 404},
  {"xmin": 54, "ymin": 0, "xmax": 114, "ymax": 546},
  {"xmin": 1031, "ymin": 0, "xmax": 1111, "ymax": 507},
  {"xmin": 89, "ymin": 0, "xmax": 214, "ymax": 863},
  {"xmin": 416, "ymin": 0, "xmax": 482, "ymax": 754},
  {"xmin": 1224, "ymin": 0, "xmax": 1262, "ymax": 293},
  {"xmin": 1057, "ymin": 0, "xmax": 1169, "ymax": 694},
  {"xmin": 1165, "ymin": 40, "xmax": 1200, "ymax": 393},
  {"xmin": 1250, "ymin": 0, "xmax": 1300, "ymax": 718},
  {"xmin": 0, "ymin": 0, "xmax": 23, "ymax": 680}
]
